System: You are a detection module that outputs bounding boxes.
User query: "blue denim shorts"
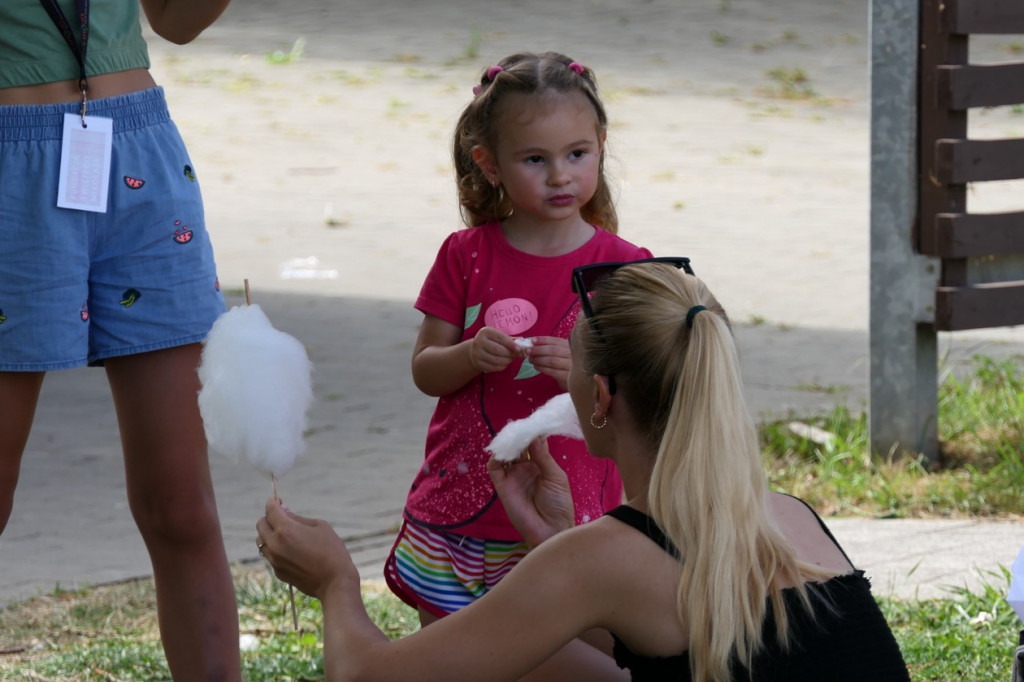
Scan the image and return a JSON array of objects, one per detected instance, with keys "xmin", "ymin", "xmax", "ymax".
[{"xmin": 0, "ymin": 87, "xmax": 224, "ymax": 370}]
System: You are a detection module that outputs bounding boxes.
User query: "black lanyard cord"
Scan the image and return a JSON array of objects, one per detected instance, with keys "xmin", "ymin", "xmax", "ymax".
[{"xmin": 38, "ymin": 0, "xmax": 91, "ymax": 119}]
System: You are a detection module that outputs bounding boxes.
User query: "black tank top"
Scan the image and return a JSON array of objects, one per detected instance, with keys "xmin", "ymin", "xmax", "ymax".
[{"xmin": 604, "ymin": 503, "xmax": 911, "ymax": 681}]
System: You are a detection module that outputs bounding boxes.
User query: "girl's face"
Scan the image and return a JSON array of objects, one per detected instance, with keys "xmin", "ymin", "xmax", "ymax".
[{"xmin": 478, "ymin": 90, "xmax": 605, "ymax": 230}]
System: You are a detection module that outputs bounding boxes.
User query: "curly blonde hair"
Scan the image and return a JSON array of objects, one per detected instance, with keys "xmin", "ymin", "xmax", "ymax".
[{"xmin": 452, "ymin": 51, "xmax": 618, "ymax": 233}]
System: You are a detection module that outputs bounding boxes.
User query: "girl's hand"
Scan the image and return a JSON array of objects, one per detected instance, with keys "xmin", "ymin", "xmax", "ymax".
[
  {"xmin": 523, "ymin": 336, "xmax": 571, "ymax": 389},
  {"xmin": 469, "ymin": 327, "xmax": 519, "ymax": 374},
  {"xmin": 487, "ymin": 438, "xmax": 575, "ymax": 549},
  {"xmin": 256, "ymin": 498, "xmax": 359, "ymax": 599}
]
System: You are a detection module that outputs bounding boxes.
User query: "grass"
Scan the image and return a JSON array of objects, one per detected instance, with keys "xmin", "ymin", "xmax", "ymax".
[
  {"xmin": 880, "ymin": 569, "xmax": 1022, "ymax": 681},
  {"xmin": 710, "ymin": 30, "xmax": 730, "ymax": 46},
  {"xmin": 444, "ymin": 25, "xmax": 482, "ymax": 66},
  {"xmin": 0, "ymin": 567, "xmax": 419, "ymax": 681},
  {"xmin": 2, "ymin": 354, "xmax": 1023, "ymax": 679},
  {"xmin": 763, "ymin": 355, "xmax": 1024, "ymax": 519},
  {"xmin": 265, "ymin": 37, "xmax": 306, "ymax": 66},
  {"xmin": 2, "ymin": 567, "xmax": 1021, "ymax": 681},
  {"xmin": 762, "ymin": 67, "xmax": 816, "ymax": 100}
]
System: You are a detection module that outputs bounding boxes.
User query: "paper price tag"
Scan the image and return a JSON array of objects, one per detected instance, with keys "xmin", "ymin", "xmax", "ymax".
[{"xmin": 57, "ymin": 113, "xmax": 112, "ymax": 213}]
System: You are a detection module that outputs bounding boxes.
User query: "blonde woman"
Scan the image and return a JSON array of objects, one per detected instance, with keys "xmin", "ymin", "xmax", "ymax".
[{"xmin": 258, "ymin": 260, "xmax": 910, "ymax": 682}]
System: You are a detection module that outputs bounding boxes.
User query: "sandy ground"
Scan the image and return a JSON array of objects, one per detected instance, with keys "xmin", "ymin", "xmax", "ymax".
[
  {"xmin": 165, "ymin": 0, "xmax": 877, "ymax": 327},
  {"xmin": 3, "ymin": 0, "xmax": 1024, "ymax": 607}
]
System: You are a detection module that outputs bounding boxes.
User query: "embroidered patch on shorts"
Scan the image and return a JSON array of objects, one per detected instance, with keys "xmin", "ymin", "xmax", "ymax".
[
  {"xmin": 120, "ymin": 288, "xmax": 142, "ymax": 308},
  {"xmin": 173, "ymin": 220, "xmax": 193, "ymax": 244}
]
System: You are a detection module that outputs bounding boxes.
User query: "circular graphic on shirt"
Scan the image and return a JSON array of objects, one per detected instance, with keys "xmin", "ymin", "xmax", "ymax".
[{"xmin": 484, "ymin": 298, "xmax": 537, "ymax": 337}]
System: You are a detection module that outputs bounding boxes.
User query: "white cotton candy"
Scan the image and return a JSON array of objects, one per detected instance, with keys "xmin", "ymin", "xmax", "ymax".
[
  {"xmin": 197, "ymin": 304, "xmax": 314, "ymax": 478},
  {"xmin": 485, "ymin": 393, "xmax": 583, "ymax": 462}
]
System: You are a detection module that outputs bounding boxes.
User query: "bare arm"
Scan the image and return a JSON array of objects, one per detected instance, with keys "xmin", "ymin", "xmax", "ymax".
[
  {"xmin": 258, "ymin": 500, "xmax": 627, "ymax": 682},
  {"xmin": 411, "ymin": 314, "xmax": 520, "ymax": 397},
  {"xmin": 256, "ymin": 502, "xmax": 391, "ymax": 679},
  {"xmin": 335, "ymin": 534, "xmax": 626, "ymax": 681},
  {"xmin": 140, "ymin": 0, "xmax": 232, "ymax": 44}
]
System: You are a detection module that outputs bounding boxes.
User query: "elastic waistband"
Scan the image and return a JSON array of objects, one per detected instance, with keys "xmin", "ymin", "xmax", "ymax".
[{"xmin": 0, "ymin": 87, "xmax": 170, "ymax": 142}]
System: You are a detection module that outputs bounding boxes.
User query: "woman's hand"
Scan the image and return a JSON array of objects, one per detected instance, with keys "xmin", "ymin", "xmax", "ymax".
[
  {"xmin": 487, "ymin": 438, "xmax": 575, "ymax": 549},
  {"xmin": 256, "ymin": 498, "xmax": 359, "ymax": 600}
]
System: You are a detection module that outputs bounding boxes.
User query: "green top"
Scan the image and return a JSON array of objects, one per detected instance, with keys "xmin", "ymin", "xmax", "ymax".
[{"xmin": 0, "ymin": 0, "xmax": 150, "ymax": 89}]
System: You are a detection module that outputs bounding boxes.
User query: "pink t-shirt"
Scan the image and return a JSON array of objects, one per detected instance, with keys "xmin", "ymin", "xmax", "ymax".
[{"xmin": 404, "ymin": 222, "xmax": 651, "ymax": 540}]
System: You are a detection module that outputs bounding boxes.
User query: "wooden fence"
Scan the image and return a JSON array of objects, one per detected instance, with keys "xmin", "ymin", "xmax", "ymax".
[
  {"xmin": 919, "ymin": 0, "xmax": 1024, "ymax": 331},
  {"xmin": 869, "ymin": 0, "xmax": 1024, "ymax": 462}
]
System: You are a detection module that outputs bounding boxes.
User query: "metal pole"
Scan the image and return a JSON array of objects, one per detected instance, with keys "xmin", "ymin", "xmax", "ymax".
[{"xmin": 869, "ymin": 0, "xmax": 940, "ymax": 462}]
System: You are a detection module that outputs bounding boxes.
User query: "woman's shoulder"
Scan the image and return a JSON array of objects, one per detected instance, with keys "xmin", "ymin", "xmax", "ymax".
[
  {"xmin": 770, "ymin": 492, "xmax": 856, "ymax": 573},
  {"xmin": 526, "ymin": 514, "xmax": 661, "ymax": 575},
  {"xmin": 531, "ymin": 514, "xmax": 683, "ymax": 603},
  {"xmin": 550, "ymin": 515, "xmax": 688, "ymax": 655},
  {"xmin": 493, "ymin": 516, "xmax": 648, "ymax": 627}
]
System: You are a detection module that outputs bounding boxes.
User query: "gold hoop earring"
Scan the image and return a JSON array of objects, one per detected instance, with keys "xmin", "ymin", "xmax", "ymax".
[{"xmin": 590, "ymin": 413, "xmax": 607, "ymax": 430}]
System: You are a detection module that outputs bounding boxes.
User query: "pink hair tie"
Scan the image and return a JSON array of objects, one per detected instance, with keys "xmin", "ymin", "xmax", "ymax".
[
  {"xmin": 567, "ymin": 61, "xmax": 584, "ymax": 75},
  {"xmin": 472, "ymin": 85, "xmax": 482, "ymax": 96},
  {"xmin": 486, "ymin": 65, "xmax": 504, "ymax": 81}
]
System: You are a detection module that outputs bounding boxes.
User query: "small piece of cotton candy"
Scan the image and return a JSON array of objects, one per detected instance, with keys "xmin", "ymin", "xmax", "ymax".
[
  {"xmin": 486, "ymin": 393, "xmax": 583, "ymax": 462},
  {"xmin": 514, "ymin": 337, "xmax": 534, "ymax": 350},
  {"xmin": 198, "ymin": 304, "xmax": 313, "ymax": 478}
]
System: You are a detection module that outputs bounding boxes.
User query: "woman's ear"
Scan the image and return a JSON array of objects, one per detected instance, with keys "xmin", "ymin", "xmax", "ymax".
[
  {"xmin": 472, "ymin": 146, "xmax": 499, "ymax": 186},
  {"xmin": 591, "ymin": 373, "xmax": 613, "ymax": 419}
]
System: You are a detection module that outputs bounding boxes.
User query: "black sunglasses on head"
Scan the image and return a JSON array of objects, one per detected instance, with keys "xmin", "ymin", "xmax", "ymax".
[
  {"xmin": 571, "ymin": 256, "xmax": 695, "ymax": 322},
  {"xmin": 570, "ymin": 256, "xmax": 694, "ymax": 395}
]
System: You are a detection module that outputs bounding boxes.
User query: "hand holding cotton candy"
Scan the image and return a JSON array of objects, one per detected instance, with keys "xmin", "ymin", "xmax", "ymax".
[
  {"xmin": 197, "ymin": 303, "xmax": 313, "ymax": 478},
  {"xmin": 486, "ymin": 393, "xmax": 583, "ymax": 462}
]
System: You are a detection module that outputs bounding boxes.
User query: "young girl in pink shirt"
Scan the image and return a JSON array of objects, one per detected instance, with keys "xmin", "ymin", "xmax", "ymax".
[{"xmin": 384, "ymin": 51, "xmax": 651, "ymax": 626}]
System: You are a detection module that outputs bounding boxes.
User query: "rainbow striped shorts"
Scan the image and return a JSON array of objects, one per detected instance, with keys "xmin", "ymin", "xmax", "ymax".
[{"xmin": 384, "ymin": 520, "xmax": 528, "ymax": 617}]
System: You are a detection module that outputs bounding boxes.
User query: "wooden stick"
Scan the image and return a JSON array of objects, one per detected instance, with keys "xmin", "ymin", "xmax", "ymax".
[
  {"xmin": 273, "ymin": 473, "xmax": 299, "ymax": 630},
  {"xmin": 248, "ymin": 282, "xmax": 298, "ymax": 631},
  {"xmin": 241, "ymin": 280, "xmax": 298, "ymax": 630}
]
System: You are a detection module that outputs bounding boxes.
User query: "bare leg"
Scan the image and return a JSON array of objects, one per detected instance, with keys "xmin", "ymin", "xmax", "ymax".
[
  {"xmin": 418, "ymin": 606, "xmax": 441, "ymax": 628},
  {"xmin": 0, "ymin": 372, "xmax": 45, "ymax": 534},
  {"xmin": 516, "ymin": 629, "xmax": 625, "ymax": 681},
  {"xmin": 105, "ymin": 345, "xmax": 240, "ymax": 682},
  {"xmin": 421, "ymin": 603, "xmax": 623, "ymax": 680}
]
